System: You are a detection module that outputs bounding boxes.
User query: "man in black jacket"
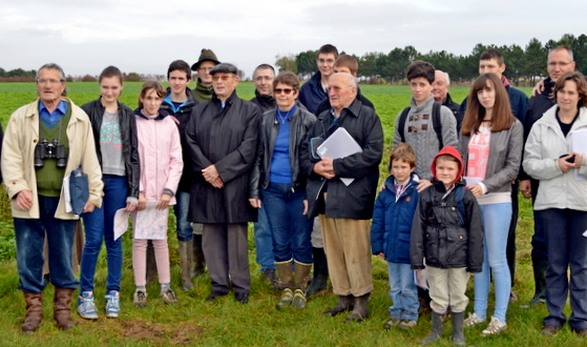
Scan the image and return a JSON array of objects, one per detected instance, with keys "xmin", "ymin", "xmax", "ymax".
[
  {"xmin": 160, "ymin": 60, "xmax": 200, "ymax": 291},
  {"xmin": 432, "ymin": 70, "xmax": 460, "ymax": 129},
  {"xmin": 301, "ymin": 72, "xmax": 383, "ymax": 322},
  {"xmin": 250, "ymin": 64, "xmax": 276, "ymax": 113},
  {"xmin": 186, "ymin": 63, "xmax": 260, "ymax": 304},
  {"xmin": 520, "ymin": 45, "xmax": 576, "ymax": 307},
  {"xmin": 249, "ymin": 63, "xmax": 279, "ymax": 288}
]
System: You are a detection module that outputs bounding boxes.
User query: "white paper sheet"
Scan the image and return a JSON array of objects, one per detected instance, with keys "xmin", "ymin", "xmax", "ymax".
[
  {"xmin": 114, "ymin": 208, "xmax": 130, "ymax": 241},
  {"xmin": 316, "ymin": 127, "xmax": 363, "ymax": 186}
]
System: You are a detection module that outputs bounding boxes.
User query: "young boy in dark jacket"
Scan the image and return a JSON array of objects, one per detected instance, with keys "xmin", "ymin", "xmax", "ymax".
[
  {"xmin": 371, "ymin": 143, "xmax": 420, "ymax": 330},
  {"xmin": 411, "ymin": 145, "xmax": 483, "ymax": 345}
]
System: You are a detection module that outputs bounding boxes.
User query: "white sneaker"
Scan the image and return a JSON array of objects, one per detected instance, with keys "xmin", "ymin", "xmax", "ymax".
[
  {"xmin": 464, "ymin": 312, "xmax": 485, "ymax": 327},
  {"xmin": 481, "ymin": 316, "xmax": 507, "ymax": 336}
]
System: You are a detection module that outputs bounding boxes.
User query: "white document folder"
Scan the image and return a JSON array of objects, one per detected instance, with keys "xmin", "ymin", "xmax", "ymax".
[{"xmin": 317, "ymin": 127, "xmax": 363, "ymax": 186}]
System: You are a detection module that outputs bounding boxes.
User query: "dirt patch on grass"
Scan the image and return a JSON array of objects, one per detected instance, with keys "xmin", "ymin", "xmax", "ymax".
[{"xmin": 120, "ymin": 319, "xmax": 203, "ymax": 345}]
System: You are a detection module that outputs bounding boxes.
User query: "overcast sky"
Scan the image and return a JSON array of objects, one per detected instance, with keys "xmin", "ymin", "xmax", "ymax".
[{"xmin": 0, "ymin": 0, "xmax": 584, "ymax": 78}]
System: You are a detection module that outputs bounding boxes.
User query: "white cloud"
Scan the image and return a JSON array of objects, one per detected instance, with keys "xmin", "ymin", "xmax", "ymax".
[{"xmin": 0, "ymin": 0, "xmax": 585, "ymax": 76}]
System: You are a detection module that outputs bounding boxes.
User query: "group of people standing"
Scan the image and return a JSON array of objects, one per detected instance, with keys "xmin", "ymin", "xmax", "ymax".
[
  {"xmin": 380, "ymin": 45, "xmax": 587, "ymax": 344},
  {"xmin": 2, "ymin": 43, "xmax": 587, "ymax": 345}
]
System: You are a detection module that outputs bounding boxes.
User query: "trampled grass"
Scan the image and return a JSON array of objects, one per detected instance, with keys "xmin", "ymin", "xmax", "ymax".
[{"xmin": 0, "ymin": 82, "xmax": 582, "ymax": 346}]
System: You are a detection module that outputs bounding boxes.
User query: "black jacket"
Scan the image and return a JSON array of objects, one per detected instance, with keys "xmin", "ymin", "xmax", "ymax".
[
  {"xmin": 186, "ymin": 91, "xmax": 260, "ymax": 223},
  {"xmin": 519, "ymin": 78, "xmax": 556, "ymax": 181},
  {"xmin": 250, "ymin": 90, "xmax": 276, "ymax": 113},
  {"xmin": 81, "ymin": 98, "xmax": 140, "ymax": 199},
  {"xmin": 300, "ymin": 98, "xmax": 383, "ymax": 219},
  {"xmin": 410, "ymin": 180, "xmax": 483, "ymax": 272},
  {"xmin": 442, "ymin": 93, "xmax": 461, "ymax": 130},
  {"xmin": 249, "ymin": 106, "xmax": 317, "ymax": 199},
  {"xmin": 161, "ymin": 88, "xmax": 198, "ymax": 192}
]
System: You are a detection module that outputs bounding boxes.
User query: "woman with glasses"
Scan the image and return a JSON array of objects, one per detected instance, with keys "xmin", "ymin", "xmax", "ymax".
[
  {"xmin": 249, "ymin": 71, "xmax": 317, "ymax": 310},
  {"xmin": 524, "ymin": 71, "xmax": 587, "ymax": 336}
]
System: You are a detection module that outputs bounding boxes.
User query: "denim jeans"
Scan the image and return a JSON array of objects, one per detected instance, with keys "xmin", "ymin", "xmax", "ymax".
[
  {"xmin": 15, "ymin": 196, "xmax": 78, "ymax": 293},
  {"xmin": 387, "ymin": 262, "xmax": 419, "ymax": 321},
  {"xmin": 473, "ymin": 203, "xmax": 512, "ymax": 322},
  {"xmin": 540, "ymin": 208, "xmax": 587, "ymax": 331},
  {"xmin": 80, "ymin": 175, "xmax": 127, "ymax": 292},
  {"xmin": 253, "ymin": 204, "xmax": 275, "ymax": 271},
  {"xmin": 263, "ymin": 182, "xmax": 313, "ymax": 264},
  {"xmin": 174, "ymin": 191, "xmax": 193, "ymax": 242}
]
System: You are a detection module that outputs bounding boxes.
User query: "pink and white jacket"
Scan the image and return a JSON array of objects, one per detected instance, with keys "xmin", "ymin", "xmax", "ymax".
[{"xmin": 135, "ymin": 110, "xmax": 183, "ymax": 204}]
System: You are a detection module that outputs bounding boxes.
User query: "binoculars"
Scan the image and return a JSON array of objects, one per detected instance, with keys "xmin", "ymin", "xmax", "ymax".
[{"xmin": 34, "ymin": 139, "xmax": 67, "ymax": 168}]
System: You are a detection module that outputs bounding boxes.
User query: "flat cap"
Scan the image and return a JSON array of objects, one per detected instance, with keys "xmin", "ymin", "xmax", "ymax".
[{"xmin": 210, "ymin": 63, "xmax": 238, "ymax": 75}]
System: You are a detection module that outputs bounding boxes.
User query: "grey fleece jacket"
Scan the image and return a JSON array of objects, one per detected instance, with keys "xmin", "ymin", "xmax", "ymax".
[{"xmin": 393, "ymin": 96, "xmax": 458, "ymax": 179}]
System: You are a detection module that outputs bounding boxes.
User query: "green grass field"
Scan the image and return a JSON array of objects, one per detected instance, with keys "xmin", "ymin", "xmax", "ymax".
[{"xmin": 0, "ymin": 82, "xmax": 582, "ymax": 346}]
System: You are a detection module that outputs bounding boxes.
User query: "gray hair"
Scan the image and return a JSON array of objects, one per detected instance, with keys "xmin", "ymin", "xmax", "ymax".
[
  {"xmin": 436, "ymin": 69, "xmax": 450, "ymax": 85},
  {"xmin": 335, "ymin": 72, "xmax": 357, "ymax": 88},
  {"xmin": 548, "ymin": 45, "xmax": 574, "ymax": 62},
  {"xmin": 36, "ymin": 63, "xmax": 66, "ymax": 82}
]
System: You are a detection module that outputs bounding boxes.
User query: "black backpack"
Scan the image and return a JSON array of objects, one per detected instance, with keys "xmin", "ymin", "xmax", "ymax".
[{"xmin": 398, "ymin": 102, "xmax": 443, "ymax": 150}]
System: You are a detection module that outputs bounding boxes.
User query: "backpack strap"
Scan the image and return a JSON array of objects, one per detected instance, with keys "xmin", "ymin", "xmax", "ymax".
[
  {"xmin": 432, "ymin": 101, "xmax": 443, "ymax": 149},
  {"xmin": 398, "ymin": 106, "xmax": 411, "ymax": 143},
  {"xmin": 453, "ymin": 185, "xmax": 467, "ymax": 226}
]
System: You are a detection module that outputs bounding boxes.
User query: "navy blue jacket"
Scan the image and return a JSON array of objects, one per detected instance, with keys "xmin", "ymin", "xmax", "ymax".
[
  {"xmin": 371, "ymin": 174, "xmax": 419, "ymax": 264},
  {"xmin": 161, "ymin": 88, "xmax": 197, "ymax": 192},
  {"xmin": 299, "ymin": 71, "xmax": 327, "ymax": 115}
]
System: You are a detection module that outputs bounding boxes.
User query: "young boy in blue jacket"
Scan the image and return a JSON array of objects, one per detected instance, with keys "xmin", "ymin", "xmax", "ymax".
[
  {"xmin": 371, "ymin": 143, "xmax": 420, "ymax": 330},
  {"xmin": 411, "ymin": 145, "xmax": 483, "ymax": 345}
]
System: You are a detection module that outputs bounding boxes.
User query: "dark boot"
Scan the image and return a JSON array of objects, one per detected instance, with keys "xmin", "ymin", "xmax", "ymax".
[
  {"xmin": 146, "ymin": 241, "xmax": 157, "ymax": 283},
  {"xmin": 22, "ymin": 292, "xmax": 43, "ymax": 334},
  {"xmin": 345, "ymin": 293, "xmax": 370, "ymax": 323},
  {"xmin": 179, "ymin": 240, "xmax": 194, "ymax": 291},
  {"xmin": 421, "ymin": 311, "xmax": 444, "ymax": 345},
  {"xmin": 324, "ymin": 295, "xmax": 354, "ymax": 316},
  {"xmin": 53, "ymin": 288, "xmax": 75, "ymax": 330},
  {"xmin": 292, "ymin": 261, "xmax": 312, "ymax": 309},
  {"xmin": 451, "ymin": 311, "xmax": 465, "ymax": 346},
  {"xmin": 306, "ymin": 247, "xmax": 328, "ymax": 297},
  {"xmin": 192, "ymin": 233, "xmax": 206, "ymax": 277},
  {"xmin": 529, "ymin": 258, "xmax": 548, "ymax": 306},
  {"xmin": 276, "ymin": 261, "xmax": 294, "ymax": 309}
]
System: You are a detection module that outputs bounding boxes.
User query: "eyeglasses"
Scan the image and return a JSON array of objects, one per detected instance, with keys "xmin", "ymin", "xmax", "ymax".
[
  {"xmin": 274, "ymin": 88, "xmax": 294, "ymax": 95},
  {"xmin": 37, "ymin": 78, "xmax": 64, "ymax": 85},
  {"xmin": 212, "ymin": 75, "xmax": 234, "ymax": 82},
  {"xmin": 199, "ymin": 67, "xmax": 214, "ymax": 72}
]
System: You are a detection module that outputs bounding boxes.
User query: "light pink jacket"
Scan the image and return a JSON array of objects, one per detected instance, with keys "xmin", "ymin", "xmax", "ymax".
[{"xmin": 135, "ymin": 112, "xmax": 183, "ymax": 204}]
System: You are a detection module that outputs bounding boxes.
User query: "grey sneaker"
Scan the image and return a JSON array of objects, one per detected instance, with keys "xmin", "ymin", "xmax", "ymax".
[
  {"xmin": 383, "ymin": 318, "xmax": 400, "ymax": 329},
  {"xmin": 133, "ymin": 290, "xmax": 148, "ymax": 307},
  {"xmin": 161, "ymin": 287, "xmax": 177, "ymax": 305},
  {"xmin": 399, "ymin": 320, "xmax": 417, "ymax": 329}
]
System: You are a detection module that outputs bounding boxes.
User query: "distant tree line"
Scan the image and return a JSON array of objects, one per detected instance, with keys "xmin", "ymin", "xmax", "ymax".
[
  {"xmin": 275, "ymin": 33, "xmax": 587, "ymax": 86},
  {"xmin": 0, "ymin": 70, "xmax": 164, "ymax": 83}
]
